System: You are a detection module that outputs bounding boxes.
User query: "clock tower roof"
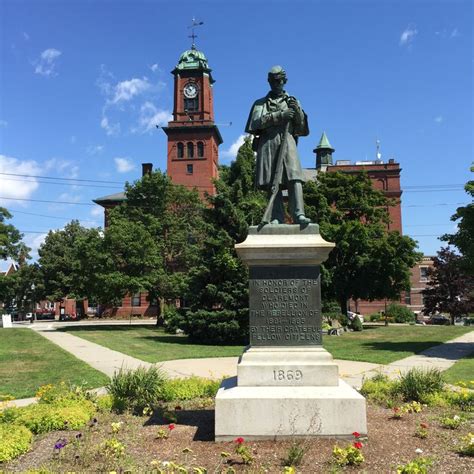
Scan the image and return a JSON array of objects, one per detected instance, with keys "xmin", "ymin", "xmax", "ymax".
[{"xmin": 172, "ymin": 45, "xmax": 214, "ymax": 83}]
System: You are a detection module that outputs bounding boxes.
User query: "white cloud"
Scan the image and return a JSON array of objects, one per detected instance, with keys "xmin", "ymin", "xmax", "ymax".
[
  {"xmin": 0, "ymin": 154, "xmax": 42, "ymax": 204},
  {"xmin": 132, "ymin": 101, "xmax": 172, "ymax": 134},
  {"xmin": 86, "ymin": 144, "xmax": 104, "ymax": 155},
  {"xmin": 101, "ymin": 115, "xmax": 120, "ymax": 136},
  {"xmin": 0, "ymin": 120, "xmax": 7, "ymax": 127},
  {"xmin": 24, "ymin": 232, "xmax": 48, "ymax": 261},
  {"xmin": 112, "ymin": 78, "xmax": 151, "ymax": 104},
  {"xmin": 399, "ymin": 26, "xmax": 418, "ymax": 46},
  {"xmin": 44, "ymin": 158, "xmax": 79, "ymax": 179},
  {"xmin": 114, "ymin": 157, "xmax": 135, "ymax": 173},
  {"xmin": 221, "ymin": 134, "xmax": 247, "ymax": 160},
  {"xmin": 434, "ymin": 115, "xmax": 444, "ymax": 123},
  {"xmin": 34, "ymin": 48, "xmax": 62, "ymax": 77},
  {"xmin": 91, "ymin": 206, "xmax": 103, "ymax": 217},
  {"xmin": 450, "ymin": 28, "xmax": 459, "ymax": 38},
  {"xmin": 150, "ymin": 63, "xmax": 159, "ymax": 73},
  {"xmin": 23, "ymin": 32, "xmax": 30, "ymax": 41}
]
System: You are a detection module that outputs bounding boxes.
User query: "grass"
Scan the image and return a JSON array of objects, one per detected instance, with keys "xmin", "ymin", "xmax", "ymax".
[
  {"xmin": 61, "ymin": 325, "xmax": 244, "ymax": 363},
  {"xmin": 323, "ymin": 326, "xmax": 472, "ymax": 364},
  {"xmin": 0, "ymin": 329, "xmax": 109, "ymax": 399},
  {"xmin": 62, "ymin": 324, "xmax": 472, "ymax": 366},
  {"xmin": 443, "ymin": 353, "xmax": 474, "ymax": 386}
]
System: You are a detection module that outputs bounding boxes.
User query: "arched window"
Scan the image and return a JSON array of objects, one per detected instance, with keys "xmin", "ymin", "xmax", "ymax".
[
  {"xmin": 177, "ymin": 142, "xmax": 184, "ymax": 158},
  {"xmin": 187, "ymin": 142, "xmax": 194, "ymax": 158},
  {"xmin": 197, "ymin": 141, "xmax": 204, "ymax": 157}
]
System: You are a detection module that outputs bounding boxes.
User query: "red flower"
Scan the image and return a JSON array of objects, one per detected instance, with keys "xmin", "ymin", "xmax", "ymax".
[
  {"xmin": 393, "ymin": 407, "xmax": 400, "ymax": 412},
  {"xmin": 235, "ymin": 437, "xmax": 244, "ymax": 444},
  {"xmin": 420, "ymin": 423, "xmax": 428, "ymax": 429},
  {"xmin": 352, "ymin": 431, "xmax": 360, "ymax": 438},
  {"xmin": 168, "ymin": 423, "xmax": 175, "ymax": 431},
  {"xmin": 353, "ymin": 441, "xmax": 363, "ymax": 449}
]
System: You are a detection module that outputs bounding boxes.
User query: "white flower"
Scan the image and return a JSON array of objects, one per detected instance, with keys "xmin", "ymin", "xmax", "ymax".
[
  {"xmin": 453, "ymin": 415, "xmax": 460, "ymax": 421},
  {"xmin": 415, "ymin": 448, "xmax": 423, "ymax": 454}
]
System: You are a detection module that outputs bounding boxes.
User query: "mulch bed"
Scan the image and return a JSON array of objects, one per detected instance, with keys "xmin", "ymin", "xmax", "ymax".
[{"xmin": 4, "ymin": 401, "xmax": 473, "ymax": 473}]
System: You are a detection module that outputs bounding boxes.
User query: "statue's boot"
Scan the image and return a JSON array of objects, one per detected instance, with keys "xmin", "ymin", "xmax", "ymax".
[{"xmin": 289, "ymin": 180, "xmax": 311, "ymax": 224}]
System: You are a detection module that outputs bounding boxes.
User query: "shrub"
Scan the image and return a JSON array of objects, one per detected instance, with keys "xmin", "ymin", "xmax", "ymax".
[
  {"xmin": 106, "ymin": 366, "xmax": 167, "ymax": 414},
  {"xmin": 0, "ymin": 423, "xmax": 33, "ymax": 462},
  {"xmin": 350, "ymin": 316, "xmax": 363, "ymax": 331},
  {"xmin": 397, "ymin": 368, "xmax": 444, "ymax": 402},
  {"xmin": 12, "ymin": 400, "xmax": 96, "ymax": 434},
  {"xmin": 439, "ymin": 414, "xmax": 463, "ymax": 429},
  {"xmin": 160, "ymin": 377, "xmax": 220, "ymax": 402},
  {"xmin": 95, "ymin": 394, "xmax": 114, "ymax": 413},
  {"xmin": 283, "ymin": 441, "xmax": 307, "ymax": 467},
  {"xmin": 36, "ymin": 381, "xmax": 89, "ymax": 404},
  {"xmin": 368, "ymin": 313, "xmax": 382, "ymax": 322},
  {"xmin": 181, "ymin": 308, "xmax": 248, "ymax": 344},
  {"xmin": 458, "ymin": 433, "xmax": 474, "ymax": 456},
  {"xmin": 360, "ymin": 374, "xmax": 400, "ymax": 406},
  {"xmin": 396, "ymin": 457, "xmax": 432, "ymax": 474},
  {"xmin": 332, "ymin": 445, "xmax": 364, "ymax": 467},
  {"xmin": 163, "ymin": 305, "xmax": 186, "ymax": 334},
  {"xmin": 446, "ymin": 388, "xmax": 474, "ymax": 412},
  {"xmin": 385, "ymin": 303, "xmax": 415, "ymax": 323}
]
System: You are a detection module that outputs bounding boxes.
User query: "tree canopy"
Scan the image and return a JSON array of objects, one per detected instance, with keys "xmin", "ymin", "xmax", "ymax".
[
  {"xmin": 304, "ymin": 171, "xmax": 421, "ymax": 314},
  {"xmin": 422, "ymin": 247, "xmax": 474, "ymax": 324},
  {"xmin": 442, "ymin": 165, "xmax": 474, "ymax": 274},
  {"xmin": 0, "ymin": 207, "xmax": 29, "ymax": 263}
]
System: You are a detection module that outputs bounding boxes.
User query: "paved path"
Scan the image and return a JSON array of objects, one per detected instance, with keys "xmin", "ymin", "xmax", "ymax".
[{"xmin": 6, "ymin": 323, "xmax": 470, "ymax": 408}]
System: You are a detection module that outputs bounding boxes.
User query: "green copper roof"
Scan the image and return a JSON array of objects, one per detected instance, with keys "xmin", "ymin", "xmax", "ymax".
[
  {"xmin": 174, "ymin": 45, "xmax": 210, "ymax": 72},
  {"xmin": 316, "ymin": 132, "xmax": 334, "ymax": 151}
]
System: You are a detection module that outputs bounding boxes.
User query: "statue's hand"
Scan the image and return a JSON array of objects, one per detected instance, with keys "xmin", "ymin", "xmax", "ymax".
[{"xmin": 282, "ymin": 108, "xmax": 296, "ymax": 122}]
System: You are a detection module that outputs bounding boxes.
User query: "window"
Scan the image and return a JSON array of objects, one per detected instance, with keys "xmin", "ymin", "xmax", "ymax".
[
  {"xmin": 184, "ymin": 98, "xmax": 198, "ymax": 112},
  {"xmin": 177, "ymin": 142, "xmax": 184, "ymax": 158},
  {"xmin": 131, "ymin": 293, "xmax": 140, "ymax": 307},
  {"xmin": 197, "ymin": 141, "xmax": 204, "ymax": 157},
  {"xmin": 187, "ymin": 164, "xmax": 193, "ymax": 174},
  {"xmin": 420, "ymin": 267, "xmax": 429, "ymax": 282},
  {"xmin": 187, "ymin": 142, "xmax": 194, "ymax": 158},
  {"xmin": 404, "ymin": 293, "xmax": 412, "ymax": 305}
]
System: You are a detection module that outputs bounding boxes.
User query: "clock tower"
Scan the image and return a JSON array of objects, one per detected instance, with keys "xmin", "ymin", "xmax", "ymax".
[{"xmin": 163, "ymin": 45, "xmax": 222, "ymax": 196}]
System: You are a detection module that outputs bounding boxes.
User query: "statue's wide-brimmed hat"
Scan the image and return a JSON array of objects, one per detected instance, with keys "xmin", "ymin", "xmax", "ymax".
[{"xmin": 268, "ymin": 65, "xmax": 287, "ymax": 82}]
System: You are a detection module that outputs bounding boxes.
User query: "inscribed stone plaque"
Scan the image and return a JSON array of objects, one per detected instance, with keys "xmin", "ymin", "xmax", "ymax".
[{"xmin": 249, "ymin": 266, "xmax": 322, "ymax": 346}]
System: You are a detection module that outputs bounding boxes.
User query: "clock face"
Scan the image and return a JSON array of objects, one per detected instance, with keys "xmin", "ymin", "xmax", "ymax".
[{"xmin": 184, "ymin": 82, "xmax": 198, "ymax": 99}]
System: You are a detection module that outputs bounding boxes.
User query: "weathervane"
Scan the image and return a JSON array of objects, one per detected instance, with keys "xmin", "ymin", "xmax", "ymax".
[
  {"xmin": 376, "ymin": 139, "xmax": 382, "ymax": 162},
  {"xmin": 187, "ymin": 17, "xmax": 204, "ymax": 48}
]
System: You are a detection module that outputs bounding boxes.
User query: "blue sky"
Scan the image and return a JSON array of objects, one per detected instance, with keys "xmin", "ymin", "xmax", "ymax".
[{"xmin": 1, "ymin": 0, "xmax": 472, "ymax": 270}]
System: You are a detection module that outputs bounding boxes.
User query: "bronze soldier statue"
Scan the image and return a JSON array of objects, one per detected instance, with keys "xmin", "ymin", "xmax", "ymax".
[{"xmin": 246, "ymin": 65, "xmax": 311, "ymax": 225}]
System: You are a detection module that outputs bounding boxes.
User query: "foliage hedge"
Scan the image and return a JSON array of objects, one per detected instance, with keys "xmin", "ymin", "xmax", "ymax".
[
  {"xmin": 168, "ymin": 308, "xmax": 249, "ymax": 344},
  {"xmin": 0, "ymin": 423, "xmax": 32, "ymax": 462},
  {"xmin": 1, "ymin": 399, "xmax": 96, "ymax": 434},
  {"xmin": 160, "ymin": 376, "xmax": 221, "ymax": 402},
  {"xmin": 385, "ymin": 303, "xmax": 415, "ymax": 323}
]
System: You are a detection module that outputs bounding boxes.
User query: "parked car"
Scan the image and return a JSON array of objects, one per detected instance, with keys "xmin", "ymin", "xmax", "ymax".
[{"xmin": 427, "ymin": 314, "xmax": 450, "ymax": 325}]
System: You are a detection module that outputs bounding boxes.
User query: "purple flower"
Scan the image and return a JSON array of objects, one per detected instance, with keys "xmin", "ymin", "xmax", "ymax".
[{"xmin": 54, "ymin": 438, "xmax": 68, "ymax": 450}]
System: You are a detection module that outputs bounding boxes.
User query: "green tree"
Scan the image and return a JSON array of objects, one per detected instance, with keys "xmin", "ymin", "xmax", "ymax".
[
  {"xmin": 442, "ymin": 165, "xmax": 474, "ymax": 274},
  {"xmin": 422, "ymin": 247, "xmax": 474, "ymax": 324},
  {"xmin": 0, "ymin": 207, "xmax": 30, "ymax": 262},
  {"xmin": 38, "ymin": 221, "xmax": 106, "ymax": 303},
  {"xmin": 103, "ymin": 171, "xmax": 208, "ymax": 314},
  {"xmin": 304, "ymin": 171, "xmax": 421, "ymax": 314},
  {"xmin": 181, "ymin": 136, "xmax": 266, "ymax": 342}
]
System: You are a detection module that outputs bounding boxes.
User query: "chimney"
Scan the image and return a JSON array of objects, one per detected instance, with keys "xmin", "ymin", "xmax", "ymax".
[{"xmin": 142, "ymin": 163, "xmax": 153, "ymax": 176}]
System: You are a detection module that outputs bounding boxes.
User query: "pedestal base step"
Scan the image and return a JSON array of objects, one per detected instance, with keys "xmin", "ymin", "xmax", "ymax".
[{"xmin": 215, "ymin": 377, "xmax": 367, "ymax": 441}]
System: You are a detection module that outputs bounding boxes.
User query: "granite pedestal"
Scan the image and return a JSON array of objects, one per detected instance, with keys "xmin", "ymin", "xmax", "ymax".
[{"xmin": 214, "ymin": 224, "xmax": 367, "ymax": 440}]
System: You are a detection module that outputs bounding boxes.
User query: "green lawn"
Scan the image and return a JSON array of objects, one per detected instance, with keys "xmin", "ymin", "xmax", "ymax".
[
  {"xmin": 443, "ymin": 352, "xmax": 474, "ymax": 386},
  {"xmin": 0, "ymin": 329, "xmax": 109, "ymax": 399},
  {"xmin": 62, "ymin": 324, "xmax": 473, "ymax": 366}
]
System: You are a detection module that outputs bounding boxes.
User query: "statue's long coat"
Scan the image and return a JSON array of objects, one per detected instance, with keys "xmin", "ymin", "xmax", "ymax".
[{"xmin": 245, "ymin": 91, "xmax": 309, "ymax": 188}]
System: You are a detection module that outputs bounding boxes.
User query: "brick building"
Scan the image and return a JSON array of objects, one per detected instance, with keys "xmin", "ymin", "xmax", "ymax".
[{"xmin": 93, "ymin": 45, "xmax": 222, "ymax": 317}]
